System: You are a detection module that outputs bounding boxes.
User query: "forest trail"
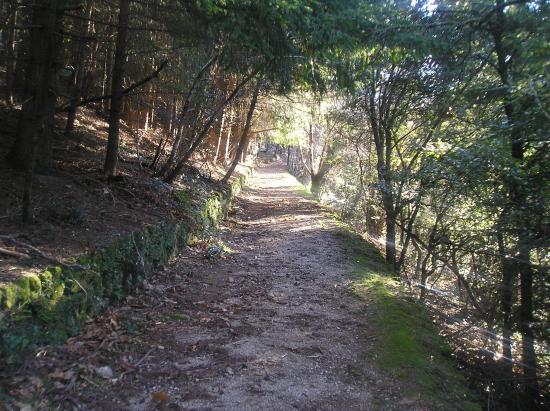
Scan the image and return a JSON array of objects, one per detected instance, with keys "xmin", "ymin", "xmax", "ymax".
[
  {"xmin": 13, "ymin": 162, "xmax": 405, "ymax": 410},
  {"xmin": 106, "ymin": 161, "xmax": 398, "ymax": 410}
]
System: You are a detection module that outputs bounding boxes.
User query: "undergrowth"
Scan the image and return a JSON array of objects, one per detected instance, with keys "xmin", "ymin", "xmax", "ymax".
[{"xmin": 336, "ymin": 224, "xmax": 481, "ymax": 410}]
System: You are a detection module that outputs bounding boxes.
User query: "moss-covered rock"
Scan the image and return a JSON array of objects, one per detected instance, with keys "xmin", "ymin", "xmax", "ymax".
[{"xmin": 0, "ymin": 284, "xmax": 18, "ymax": 310}]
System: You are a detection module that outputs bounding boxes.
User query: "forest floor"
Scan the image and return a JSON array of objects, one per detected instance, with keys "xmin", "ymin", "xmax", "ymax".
[
  {"xmin": 1, "ymin": 161, "xmax": 477, "ymax": 411},
  {"xmin": 0, "ymin": 106, "xmax": 232, "ymax": 284}
]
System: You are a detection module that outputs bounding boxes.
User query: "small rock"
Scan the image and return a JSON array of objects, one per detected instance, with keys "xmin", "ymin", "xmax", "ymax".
[{"xmin": 96, "ymin": 366, "xmax": 114, "ymax": 379}]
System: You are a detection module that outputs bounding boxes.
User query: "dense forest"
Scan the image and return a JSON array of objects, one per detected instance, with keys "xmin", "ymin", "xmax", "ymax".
[{"xmin": 0, "ymin": 0, "xmax": 548, "ymax": 410}]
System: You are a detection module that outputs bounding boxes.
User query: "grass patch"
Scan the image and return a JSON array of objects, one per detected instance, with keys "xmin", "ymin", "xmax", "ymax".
[
  {"xmin": 336, "ymin": 228, "xmax": 480, "ymax": 410},
  {"xmin": 297, "ymin": 185, "xmax": 315, "ymax": 199}
]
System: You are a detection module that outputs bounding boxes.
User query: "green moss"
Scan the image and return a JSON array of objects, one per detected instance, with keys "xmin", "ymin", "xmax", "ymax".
[
  {"xmin": 5, "ymin": 275, "xmax": 42, "ymax": 305},
  {"xmin": 294, "ymin": 182, "xmax": 316, "ymax": 200},
  {"xmin": 334, "ymin": 228, "xmax": 480, "ymax": 411},
  {"xmin": 166, "ymin": 313, "xmax": 190, "ymax": 321},
  {"xmin": 176, "ymin": 190, "xmax": 191, "ymax": 207},
  {"xmin": 27, "ymin": 275, "xmax": 41, "ymax": 295},
  {"xmin": 0, "ymin": 284, "xmax": 18, "ymax": 310}
]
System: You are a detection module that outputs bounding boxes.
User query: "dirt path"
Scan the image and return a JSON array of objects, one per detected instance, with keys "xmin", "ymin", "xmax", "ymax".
[{"xmin": 5, "ymin": 162, "xmax": 406, "ymax": 410}]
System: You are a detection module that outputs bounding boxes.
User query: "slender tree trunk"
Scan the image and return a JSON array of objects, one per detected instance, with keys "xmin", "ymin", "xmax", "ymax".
[
  {"xmin": 383, "ymin": 196, "xmax": 397, "ymax": 268},
  {"xmin": 144, "ymin": 110, "xmax": 150, "ymax": 130},
  {"xmin": 419, "ymin": 253, "xmax": 430, "ymax": 302},
  {"xmin": 104, "ymin": 0, "xmax": 130, "ymax": 178},
  {"xmin": 102, "ymin": 35, "xmax": 113, "ymax": 113},
  {"xmin": 497, "ymin": 230, "xmax": 515, "ymax": 371},
  {"xmin": 214, "ymin": 108, "xmax": 226, "ymax": 163},
  {"xmin": 222, "ymin": 79, "xmax": 262, "ymax": 183},
  {"xmin": 286, "ymin": 146, "xmax": 290, "ymax": 171},
  {"xmin": 157, "ymin": 55, "xmax": 218, "ymax": 177},
  {"xmin": 4, "ymin": 0, "xmax": 17, "ymax": 105},
  {"xmin": 13, "ymin": 1, "xmax": 62, "ymax": 219},
  {"xmin": 224, "ymin": 106, "xmax": 234, "ymax": 163},
  {"xmin": 397, "ymin": 202, "xmax": 420, "ymax": 271},
  {"xmin": 65, "ymin": 0, "xmax": 93, "ymax": 133},
  {"xmin": 151, "ymin": 138, "xmax": 166, "ymax": 170},
  {"xmin": 147, "ymin": 95, "xmax": 155, "ymax": 129},
  {"xmin": 12, "ymin": 10, "xmax": 29, "ymax": 97},
  {"xmin": 241, "ymin": 132, "xmax": 251, "ymax": 162},
  {"xmin": 518, "ymin": 243, "xmax": 538, "ymax": 404}
]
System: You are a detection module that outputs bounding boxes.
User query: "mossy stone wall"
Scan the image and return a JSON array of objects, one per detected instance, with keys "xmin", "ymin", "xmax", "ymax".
[{"xmin": 0, "ymin": 172, "xmax": 249, "ymax": 366}]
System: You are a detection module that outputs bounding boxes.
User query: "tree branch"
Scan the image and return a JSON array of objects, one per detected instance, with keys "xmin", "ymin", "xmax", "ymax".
[{"xmin": 57, "ymin": 60, "xmax": 169, "ymax": 112}]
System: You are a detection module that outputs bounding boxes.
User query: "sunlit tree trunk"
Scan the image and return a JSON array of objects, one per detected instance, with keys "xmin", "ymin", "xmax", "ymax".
[
  {"xmin": 222, "ymin": 78, "xmax": 262, "ymax": 183},
  {"xmin": 214, "ymin": 107, "xmax": 226, "ymax": 163}
]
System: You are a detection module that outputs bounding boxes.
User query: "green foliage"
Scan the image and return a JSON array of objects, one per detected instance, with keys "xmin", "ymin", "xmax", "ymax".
[{"xmin": 176, "ymin": 190, "xmax": 192, "ymax": 208}]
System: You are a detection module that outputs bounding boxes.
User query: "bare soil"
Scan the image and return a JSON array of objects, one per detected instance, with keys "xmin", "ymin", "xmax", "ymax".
[{"xmin": 1, "ymin": 162, "xmax": 416, "ymax": 410}]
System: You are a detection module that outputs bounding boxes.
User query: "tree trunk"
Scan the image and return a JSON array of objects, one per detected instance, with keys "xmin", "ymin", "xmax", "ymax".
[
  {"xmin": 103, "ymin": 0, "xmax": 130, "ymax": 178},
  {"xmin": 492, "ymin": 5, "xmax": 539, "ymax": 405},
  {"xmin": 383, "ymin": 197, "xmax": 397, "ymax": 269},
  {"xmin": 221, "ymin": 78, "xmax": 262, "ymax": 183},
  {"xmin": 157, "ymin": 55, "xmax": 218, "ymax": 177},
  {"xmin": 496, "ymin": 229, "xmax": 515, "ymax": 374},
  {"xmin": 370, "ymin": 94, "xmax": 397, "ymax": 270},
  {"xmin": 419, "ymin": 253, "xmax": 430, "ymax": 302},
  {"xmin": 224, "ymin": 106, "xmax": 234, "ymax": 163},
  {"xmin": 397, "ymin": 202, "xmax": 420, "ymax": 271},
  {"xmin": 157, "ymin": 99, "xmax": 186, "ymax": 175},
  {"xmin": 7, "ymin": 0, "xmax": 62, "ymax": 172},
  {"xmin": 241, "ymin": 132, "xmax": 251, "ymax": 162},
  {"xmin": 310, "ymin": 173, "xmax": 322, "ymax": 197},
  {"xmin": 4, "ymin": 0, "xmax": 17, "ymax": 105},
  {"xmin": 12, "ymin": 1, "xmax": 62, "ymax": 219},
  {"xmin": 65, "ymin": 0, "xmax": 93, "ymax": 134},
  {"xmin": 214, "ymin": 107, "xmax": 226, "ymax": 163},
  {"xmin": 286, "ymin": 146, "xmax": 290, "ymax": 171},
  {"xmin": 102, "ymin": 35, "xmax": 113, "ymax": 113},
  {"xmin": 518, "ymin": 243, "xmax": 538, "ymax": 404}
]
